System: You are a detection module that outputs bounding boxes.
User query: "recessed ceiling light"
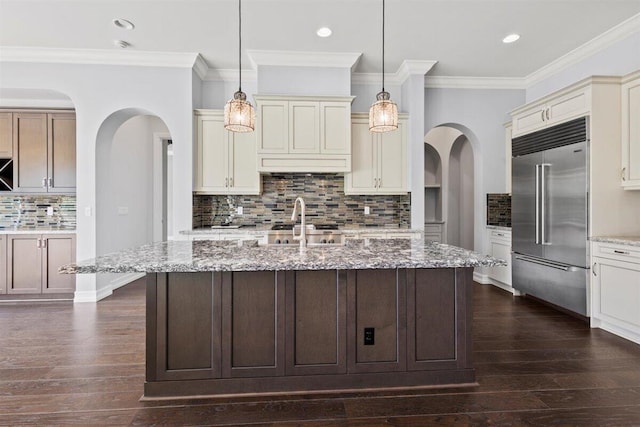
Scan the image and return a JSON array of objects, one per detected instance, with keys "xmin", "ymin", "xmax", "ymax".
[
  {"xmin": 113, "ymin": 18, "xmax": 135, "ymax": 30},
  {"xmin": 113, "ymin": 40, "xmax": 130, "ymax": 49},
  {"xmin": 502, "ymin": 33, "xmax": 520, "ymax": 44},
  {"xmin": 316, "ymin": 27, "xmax": 332, "ymax": 38}
]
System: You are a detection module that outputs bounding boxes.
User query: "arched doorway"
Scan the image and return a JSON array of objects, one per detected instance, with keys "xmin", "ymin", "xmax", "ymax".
[
  {"xmin": 95, "ymin": 109, "xmax": 172, "ymax": 291},
  {"xmin": 424, "ymin": 124, "xmax": 479, "ymax": 250}
]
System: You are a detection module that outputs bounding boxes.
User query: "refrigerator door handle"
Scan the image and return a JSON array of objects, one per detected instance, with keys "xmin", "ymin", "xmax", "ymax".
[
  {"xmin": 540, "ymin": 163, "xmax": 550, "ymax": 245},
  {"xmin": 514, "ymin": 254, "xmax": 581, "ymax": 272},
  {"xmin": 535, "ymin": 164, "xmax": 540, "ymax": 244}
]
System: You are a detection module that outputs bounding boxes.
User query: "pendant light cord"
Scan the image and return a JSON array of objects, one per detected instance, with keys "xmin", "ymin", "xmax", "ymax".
[
  {"xmin": 381, "ymin": 0, "xmax": 385, "ymax": 92},
  {"xmin": 238, "ymin": 0, "xmax": 242, "ymax": 92}
]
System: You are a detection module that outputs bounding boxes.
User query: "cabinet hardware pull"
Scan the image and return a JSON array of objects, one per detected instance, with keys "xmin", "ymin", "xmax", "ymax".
[
  {"xmin": 613, "ymin": 250, "xmax": 629, "ymax": 255},
  {"xmin": 42, "ymin": 178, "xmax": 47, "ymax": 188},
  {"xmin": 36, "ymin": 239, "xmax": 40, "ymax": 249},
  {"xmin": 546, "ymin": 108, "xmax": 550, "ymax": 120},
  {"xmin": 622, "ymin": 167, "xmax": 626, "ymax": 181},
  {"xmin": 592, "ymin": 262, "xmax": 597, "ymax": 276},
  {"xmin": 541, "ymin": 110, "xmax": 545, "ymax": 121},
  {"xmin": 378, "ymin": 178, "xmax": 381, "ymax": 188},
  {"xmin": 47, "ymin": 177, "xmax": 52, "ymax": 188},
  {"xmin": 497, "ymin": 233, "xmax": 504, "ymax": 236},
  {"xmin": 225, "ymin": 177, "xmax": 228, "ymax": 187},
  {"xmin": 41, "ymin": 239, "xmax": 47, "ymax": 249},
  {"xmin": 229, "ymin": 177, "xmax": 233, "ymax": 187}
]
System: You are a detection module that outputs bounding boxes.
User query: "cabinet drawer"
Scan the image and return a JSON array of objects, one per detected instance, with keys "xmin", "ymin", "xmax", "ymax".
[
  {"xmin": 424, "ymin": 224, "xmax": 443, "ymax": 233},
  {"xmin": 490, "ymin": 230, "xmax": 511, "ymax": 241},
  {"xmin": 593, "ymin": 242, "xmax": 640, "ymax": 262}
]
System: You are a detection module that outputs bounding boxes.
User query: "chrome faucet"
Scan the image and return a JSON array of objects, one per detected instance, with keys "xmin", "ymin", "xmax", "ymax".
[{"xmin": 291, "ymin": 197, "xmax": 306, "ymax": 248}]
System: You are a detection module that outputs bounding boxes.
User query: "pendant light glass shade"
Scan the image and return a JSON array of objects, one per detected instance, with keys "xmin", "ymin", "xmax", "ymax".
[
  {"xmin": 369, "ymin": 90, "xmax": 398, "ymax": 133},
  {"xmin": 224, "ymin": 90, "xmax": 255, "ymax": 133},
  {"xmin": 224, "ymin": 0, "xmax": 255, "ymax": 133},
  {"xmin": 369, "ymin": 0, "xmax": 398, "ymax": 133}
]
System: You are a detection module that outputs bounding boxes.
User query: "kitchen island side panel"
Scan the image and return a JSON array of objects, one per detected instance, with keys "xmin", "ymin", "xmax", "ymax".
[{"xmin": 144, "ymin": 267, "xmax": 476, "ymax": 398}]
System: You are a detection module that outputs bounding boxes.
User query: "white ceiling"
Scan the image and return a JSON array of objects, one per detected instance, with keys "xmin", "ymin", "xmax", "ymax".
[{"xmin": 1, "ymin": 0, "xmax": 639, "ymax": 78}]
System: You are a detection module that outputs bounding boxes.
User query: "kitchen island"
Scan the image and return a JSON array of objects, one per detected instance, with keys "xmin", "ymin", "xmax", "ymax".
[{"xmin": 61, "ymin": 238, "xmax": 504, "ymax": 398}]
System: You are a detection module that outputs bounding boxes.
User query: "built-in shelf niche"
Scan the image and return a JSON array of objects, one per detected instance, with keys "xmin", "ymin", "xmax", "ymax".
[
  {"xmin": 0, "ymin": 158, "xmax": 12, "ymax": 191},
  {"xmin": 424, "ymin": 144, "xmax": 442, "ymax": 222}
]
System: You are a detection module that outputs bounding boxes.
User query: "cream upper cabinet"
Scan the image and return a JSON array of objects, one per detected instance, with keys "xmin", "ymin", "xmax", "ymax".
[
  {"xmin": 512, "ymin": 85, "xmax": 591, "ymax": 137},
  {"xmin": 345, "ymin": 113, "xmax": 408, "ymax": 195},
  {"xmin": 255, "ymin": 95, "xmax": 353, "ymax": 173},
  {"xmin": 194, "ymin": 110, "xmax": 260, "ymax": 195},
  {"xmin": 504, "ymin": 122, "xmax": 512, "ymax": 194},
  {"xmin": 621, "ymin": 70, "xmax": 640, "ymax": 190},
  {"xmin": 0, "ymin": 112, "xmax": 12, "ymax": 158}
]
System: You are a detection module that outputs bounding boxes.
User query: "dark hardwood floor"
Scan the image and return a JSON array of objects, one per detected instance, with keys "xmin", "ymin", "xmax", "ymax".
[{"xmin": 1, "ymin": 279, "xmax": 640, "ymax": 426}]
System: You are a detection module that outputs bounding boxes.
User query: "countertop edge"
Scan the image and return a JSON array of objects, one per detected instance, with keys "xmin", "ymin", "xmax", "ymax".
[{"xmin": 590, "ymin": 236, "xmax": 640, "ymax": 247}]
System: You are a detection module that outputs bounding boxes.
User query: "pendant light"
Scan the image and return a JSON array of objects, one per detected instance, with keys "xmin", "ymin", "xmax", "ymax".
[
  {"xmin": 369, "ymin": 0, "xmax": 398, "ymax": 133},
  {"xmin": 224, "ymin": 0, "xmax": 255, "ymax": 132}
]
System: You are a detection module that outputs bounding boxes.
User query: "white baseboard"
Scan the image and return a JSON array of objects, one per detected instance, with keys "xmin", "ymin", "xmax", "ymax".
[
  {"xmin": 110, "ymin": 273, "xmax": 145, "ymax": 291},
  {"xmin": 473, "ymin": 272, "xmax": 491, "ymax": 284},
  {"xmin": 73, "ymin": 273, "xmax": 145, "ymax": 303},
  {"xmin": 592, "ymin": 319, "xmax": 640, "ymax": 346}
]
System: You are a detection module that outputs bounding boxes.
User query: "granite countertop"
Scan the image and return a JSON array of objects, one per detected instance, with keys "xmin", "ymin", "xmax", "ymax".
[
  {"xmin": 60, "ymin": 238, "xmax": 505, "ymax": 274},
  {"xmin": 590, "ymin": 236, "xmax": 640, "ymax": 247},
  {"xmin": 0, "ymin": 226, "xmax": 77, "ymax": 235}
]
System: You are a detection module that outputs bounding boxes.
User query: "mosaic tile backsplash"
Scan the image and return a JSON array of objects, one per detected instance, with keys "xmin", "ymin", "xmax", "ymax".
[
  {"xmin": 0, "ymin": 195, "xmax": 76, "ymax": 228},
  {"xmin": 194, "ymin": 174, "xmax": 411, "ymax": 228},
  {"xmin": 487, "ymin": 193, "xmax": 511, "ymax": 227}
]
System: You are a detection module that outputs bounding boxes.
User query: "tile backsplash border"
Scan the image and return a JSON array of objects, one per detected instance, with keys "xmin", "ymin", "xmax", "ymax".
[{"xmin": 0, "ymin": 195, "xmax": 76, "ymax": 228}]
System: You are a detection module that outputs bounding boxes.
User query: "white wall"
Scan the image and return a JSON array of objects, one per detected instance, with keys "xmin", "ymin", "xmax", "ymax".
[
  {"xmin": 527, "ymin": 31, "xmax": 640, "ymax": 101},
  {"xmin": 424, "ymin": 88, "xmax": 525, "ymax": 252},
  {"xmin": 351, "ymin": 82, "xmax": 402, "ymax": 113},
  {"xmin": 202, "ymin": 79, "xmax": 259, "ymax": 109},
  {"xmin": 0, "ymin": 61, "xmax": 195, "ymax": 302}
]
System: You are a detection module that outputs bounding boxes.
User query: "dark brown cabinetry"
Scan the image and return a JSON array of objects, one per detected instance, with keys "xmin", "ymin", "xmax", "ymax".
[
  {"xmin": 6, "ymin": 234, "xmax": 76, "ymax": 294},
  {"xmin": 0, "ymin": 235, "xmax": 6, "ymax": 294},
  {"xmin": 12, "ymin": 112, "xmax": 75, "ymax": 193},
  {"xmin": 146, "ymin": 267, "xmax": 474, "ymax": 398}
]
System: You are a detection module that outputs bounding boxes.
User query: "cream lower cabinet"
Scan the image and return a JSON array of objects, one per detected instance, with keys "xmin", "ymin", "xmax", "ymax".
[
  {"xmin": 345, "ymin": 114, "xmax": 408, "ymax": 195},
  {"xmin": 6, "ymin": 233, "xmax": 76, "ymax": 294},
  {"xmin": 424, "ymin": 223, "xmax": 444, "ymax": 243},
  {"xmin": 591, "ymin": 241, "xmax": 640, "ymax": 345},
  {"xmin": 255, "ymin": 96, "xmax": 353, "ymax": 172},
  {"xmin": 194, "ymin": 110, "xmax": 260, "ymax": 195},
  {"xmin": 621, "ymin": 70, "xmax": 640, "ymax": 190},
  {"xmin": 485, "ymin": 228, "xmax": 515, "ymax": 293}
]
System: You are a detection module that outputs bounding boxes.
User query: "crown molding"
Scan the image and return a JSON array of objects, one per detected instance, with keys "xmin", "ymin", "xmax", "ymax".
[
  {"xmin": 525, "ymin": 12, "xmax": 640, "ymax": 87},
  {"xmin": 425, "ymin": 76, "xmax": 526, "ymax": 90},
  {"xmin": 192, "ymin": 54, "xmax": 209, "ymax": 80},
  {"xmin": 0, "ymin": 46, "xmax": 200, "ymax": 68},
  {"xmin": 396, "ymin": 60, "xmax": 438, "ymax": 83},
  {"xmin": 247, "ymin": 50, "xmax": 362, "ymax": 71}
]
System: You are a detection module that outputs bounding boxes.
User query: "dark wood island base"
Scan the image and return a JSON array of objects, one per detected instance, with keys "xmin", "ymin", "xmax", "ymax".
[{"xmin": 144, "ymin": 267, "xmax": 475, "ymax": 398}]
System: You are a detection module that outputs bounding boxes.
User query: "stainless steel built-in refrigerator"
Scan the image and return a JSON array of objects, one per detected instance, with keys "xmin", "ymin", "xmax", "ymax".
[{"xmin": 511, "ymin": 117, "xmax": 589, "ymax": 316}]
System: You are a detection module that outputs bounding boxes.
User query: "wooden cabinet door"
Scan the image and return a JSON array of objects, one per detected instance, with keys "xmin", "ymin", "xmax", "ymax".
[
  {"xmin": 7, "ymin": 234, "xmax": 42, "ymax": 294},
  {"xmin": 0, "ymin": 235, "xmax": 6, "ymax": 294},
  {"xmin": 285, "ymin": 270, "xmax": 347, "ymax": 375},
  {"xmin": 546, "ymin": 86, "xmax": 590, "ymax": 127},
  {"xmin": 13, "ymin": 113, "xmax": 48, "ymax": 193},
  {"xmin": 222, "ymin": 271, "xmax": 286, "ymax": 378},
  {"xmin": 228, "ymin": 131, "xmax": 260, "ymax": 195},
  {"xmin": 622, "ymin": 75, "xmax": 640, "ymax": 189},
  {"xmin": 42, "ymin": 234, "xmax": 76, "ymax": 293},
  {"xmin": 407, "ymin": 268, "xmax": 470, "ymax": 371},
  {"xmin": 347, "ymin": 269, "xmax": 406, "ymax": 373},
  {"xmin": 320, "ymin": 102, "xmax": 351, "ymax": 154},
  {"xmin": 195, "ymin": 112, "xmax": 228, "ymax": 193},
  {"xmin": 47, "ymin": 113, "xmax": 76, "ymax": 192},
  {"xmin": 344, "ymin": 119, "xmax": 377, "ymax": 194},
  {"xmin": 289, "ymin": 101, "xmax": 319, "ymax": 153},
  {"xmin": 378, "ymin": 118, "xmax": 407, "ymax": 194},
  {"xmin": 0, "ymin": 112, "xmax": 12, "ymax": 158},
  {"xmin": 257, "ymin": 100, "xmax": 288, "ymax": 153}
]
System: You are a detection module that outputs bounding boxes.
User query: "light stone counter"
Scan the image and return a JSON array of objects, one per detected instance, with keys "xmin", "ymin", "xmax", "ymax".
[
  {"xmin": 590, "ymin": 236, "xmax": 640, "ymax": 248},
  {"xmin": 0, "ymin": 227, "xmax": 76, "ymax": 235},
  {"xmin": 60, "ymin": 238, "xmax": 505, "ymax": 274}
]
